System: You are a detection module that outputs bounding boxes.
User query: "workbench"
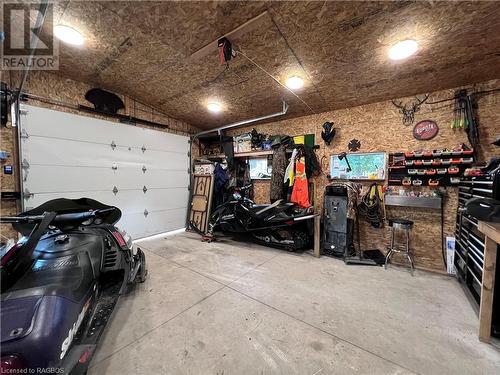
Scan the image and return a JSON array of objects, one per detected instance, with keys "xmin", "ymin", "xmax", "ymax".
[{"xmin": 477, "ymin": 221, "xmax": 500, "ymax": 343}]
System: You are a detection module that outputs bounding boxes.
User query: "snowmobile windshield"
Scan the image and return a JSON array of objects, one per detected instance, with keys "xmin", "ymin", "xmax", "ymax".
[{"xmin": 12, "ymin": 198, "xmax": 121, "ymax": 234}]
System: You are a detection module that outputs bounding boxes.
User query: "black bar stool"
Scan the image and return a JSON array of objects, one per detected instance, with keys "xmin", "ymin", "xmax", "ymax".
[{"xmin": 385, "ymin": 218, "xmax": 414, "ymax": 273}]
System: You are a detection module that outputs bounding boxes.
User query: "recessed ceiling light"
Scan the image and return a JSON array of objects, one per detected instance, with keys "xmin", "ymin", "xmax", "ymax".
[
  {"xmin": 54, "ymin": 25, "xmax": 84, "ymax": 46},
  {"xmin": 207, "ymin": 102, "xmax": 222, "ymax": 113},
  {"xmin": 388, "ymin": 40, "xmax": 418, "ymax": 60},
  {"xmin": 285, "ymin": 76, "xmax": 304, "ymax": 90}
]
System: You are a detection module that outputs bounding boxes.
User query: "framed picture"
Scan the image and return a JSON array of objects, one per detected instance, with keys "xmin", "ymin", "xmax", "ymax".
[
  {"xmin": 249, "ymin": 157, "xmax": 272, "ymax": 179},
  {"xmin": 330, "ymin": 152, "xmax": 386, "ymax": 180}
]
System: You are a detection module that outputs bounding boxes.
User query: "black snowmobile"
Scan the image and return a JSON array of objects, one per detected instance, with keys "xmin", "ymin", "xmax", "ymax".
[
  {"xmin": 194, "ymin": 185, "xmax": 316, "ymax": 251},
  {"xmin": 0, "ymin": 198, "xmax": 147, "ymax": 374}
]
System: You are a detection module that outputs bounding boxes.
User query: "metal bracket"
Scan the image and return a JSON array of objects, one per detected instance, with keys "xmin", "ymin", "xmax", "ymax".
[
  {"xmin": 141, "ymin": 145, "xmax": 146, "ymax": 153},
  {"xmin": 20, "ymin": 129, "xmax": 29, "ymax": 139},
  {"xmin": 21, "ymin": 159, "xmax": 30, "ymax": 182},
  {"xmin": 112, "ymin": 186, "xmax": 118, "ymax": 195},
  {"xmin": 144, "ymin": 209, "xmax": 149, "ymax": 217},
  {"xmin": 111, "ymin": 141, "xmax": 116, "ymax": 150},
  {"xmin": 142, "ymin": 165, "xmax": 147, "ymax": 173},
  {"xmin": 143, "ymin": 186, "xmax": 148, "ymax": 194},
  {"xmin": 23, "ymin": 188, "xmax": 34, "ymax": 199}
]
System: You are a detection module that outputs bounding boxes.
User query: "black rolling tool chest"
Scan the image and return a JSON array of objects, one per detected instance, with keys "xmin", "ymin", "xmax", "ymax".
[{"xmin": 455, "ymin": 172, "xmax": 500, "ymax": 337}]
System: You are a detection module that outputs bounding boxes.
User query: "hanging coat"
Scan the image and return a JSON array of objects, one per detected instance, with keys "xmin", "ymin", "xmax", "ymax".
[
  {"xmin": 290, "ymin": 157, "xmax": 311, "ymax": 208},
  {"xmin": 284, "ymin": 148, "xmax": 298, "ymax": 186},
  {"xmin": 213, "ymin": 163, "xmax": 229, "ymax": 209},
  {"xmin": 270, "ymin": 144, "xmax": 287, "ymax": 202}
]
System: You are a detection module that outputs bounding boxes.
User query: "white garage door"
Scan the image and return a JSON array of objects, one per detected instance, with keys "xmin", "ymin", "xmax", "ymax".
[{"xmin": 19, "ymin": 104, "xmax": 189, "ymax": 239}]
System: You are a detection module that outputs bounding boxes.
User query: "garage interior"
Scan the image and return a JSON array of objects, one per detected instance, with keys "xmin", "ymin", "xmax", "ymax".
[{"xmin": 1, "ymin": 1, "xmax": 500, "ymax": 374}]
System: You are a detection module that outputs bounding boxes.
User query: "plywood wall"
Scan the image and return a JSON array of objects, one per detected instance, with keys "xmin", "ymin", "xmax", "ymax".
[
  {"xmin": 225, "ymin": 79, "xmax": 500, "ymax": 273},
  {"xmin": 0, "ymin": 70, "xmax": 200, "ymax": 240}
]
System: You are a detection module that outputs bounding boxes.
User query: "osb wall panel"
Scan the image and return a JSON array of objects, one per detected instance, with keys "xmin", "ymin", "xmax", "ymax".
[
  {"xmin": 225, "ymin": 79, "xmax": 500, "ymax": 273},
  {"xmin": 0, "ymin": 115, "xmax": 19, "ymax": 240},
  {"xmin": 0, "ymin": 71, "xmax": 199, "ymax": 238},
  {"xmin": 1, "ymin": 70, "xmax": 19, "ymax": 239},
  {"xmin": 252, "ymin": 181, "xmax": 271, "ymax": 205}
]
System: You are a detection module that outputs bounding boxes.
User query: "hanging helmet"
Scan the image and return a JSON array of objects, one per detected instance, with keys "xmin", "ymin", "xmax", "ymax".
[{"xmin": 321, "ymin": 121, "xmax": 336, "ymax": 146}]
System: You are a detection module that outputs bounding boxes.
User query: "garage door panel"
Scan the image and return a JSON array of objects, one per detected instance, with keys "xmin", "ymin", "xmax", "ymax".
[
  {"xmin": 120, "ymin": 208, "xmax": 186, "ymax": 239},
  {"xmin": 142, "ymin": 128, "xmax": 189, "ymax": 153},
  {"xmin": 25, "ymin": 166, "xmax": 115, "ymax": 193},
  {"xmin": 22, "ymin": 105, "xmax": 190, "ymax": 154},
  {"xmin": 142, "ymin": 170, "xmax": 189, "ymax": 188},
  {"xmin": 22, "ymin": 105, "xmax": 147, "ymax": 148},
  {"xmin": 23, "ymin": 137, "xmax": 188, "ymax": 171},
  {"xmin": 110, "ymin": 188, "xmax": 188, "ymax": 212},
  {"xmin": 20, "ymin": 105, "xmax": 189, "ymax": 239},
  {"xmin": 141, "ymin": 150, "xmax": 188, "ymax": 170},
  {"xmin": 24, "ymin": 165, "xmax": 188, "ymax": 193},
  {"xmin": 24, "ymin": 191, "xmax": 117, "ymax": 212},
  {"xmin": 23, "ymin": 137, "xmax": 146, "ymax": 167},
  {"xmin": 25, "ymin": 175, "xmax": 188, "ymax": 211},
  {"xmin": 25, "ymin": 193, "xmax": 187, "ymax": 240}
]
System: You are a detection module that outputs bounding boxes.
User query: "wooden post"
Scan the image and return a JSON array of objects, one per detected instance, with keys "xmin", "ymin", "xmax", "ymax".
[
  {"xmin": 477, "ymin": 221, "xmax": 500, "ymax": 343},
  {"xmin": 314, "ymin": 214, "xmax": 321, "ymax": 258},
  {"xmin": 479, "ymin": 237, "xmax": 497, "ymax": 343}
]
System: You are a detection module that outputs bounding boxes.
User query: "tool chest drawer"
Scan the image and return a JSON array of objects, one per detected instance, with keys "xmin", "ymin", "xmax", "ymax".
[
  {"xmin": 454, "ymin": 173, "xmax": 499, "ymax": 308},
  {"xmin": 457, "ymin": 176, "xmax": 496, "ymax": 204}
]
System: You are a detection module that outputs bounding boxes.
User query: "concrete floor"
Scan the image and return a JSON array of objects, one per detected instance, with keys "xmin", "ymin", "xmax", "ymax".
[{"xmin": 88, "ymin": 232, "xmax": 500, "ymax": 375}]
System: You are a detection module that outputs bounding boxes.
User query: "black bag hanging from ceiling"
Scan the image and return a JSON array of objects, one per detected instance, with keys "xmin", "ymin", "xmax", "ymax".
[{"xmin": 85, "ymin": 88, "xmax": 125, "ymax": 114}]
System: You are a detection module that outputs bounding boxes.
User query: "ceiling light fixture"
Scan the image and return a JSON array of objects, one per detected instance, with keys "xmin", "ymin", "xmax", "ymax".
[
  {"xmin": 388, "ymin": 40, "xmax": 418, "ymax": 60},
  {"xmin": 285, "ymin": 76, "xmax": 304, "ymax": 90},
  {"xmin": 54, "ymin": 25, "xmax": 85, "ymax": 46},
  {"xmin": 207, "ymin": 102, "xmax": 222, "ymax": 113}
]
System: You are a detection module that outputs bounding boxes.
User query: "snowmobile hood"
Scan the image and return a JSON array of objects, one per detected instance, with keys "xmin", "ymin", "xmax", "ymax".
[
  {"xmin": 0, "ymin": 295, "xmax": 42, "ymax": 344},
  {"xmin": 13, "ymin": 198, "xmax": 121, "ymax": 235}
]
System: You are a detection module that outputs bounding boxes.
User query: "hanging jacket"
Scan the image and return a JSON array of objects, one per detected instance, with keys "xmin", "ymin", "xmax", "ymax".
[
  {"xmin": 213, "ymin": 163, "xmax": 229, "ymax": 209},
  {"xmin": 303, "ymin": 145, "xmax": 320, "ymax": 177},
  {"xmin": 290, "ymin": 157, "xmax": 311, "ymax": 208},
  {"xmin": 284, "ymin": 148, "xmax": 298, "ymax": 186}
]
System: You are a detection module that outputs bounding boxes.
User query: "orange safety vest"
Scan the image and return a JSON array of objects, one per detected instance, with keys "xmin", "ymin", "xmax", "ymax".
[{"xmin": 290, "ymin": 157, "xmax": 310, "ymax": 208}]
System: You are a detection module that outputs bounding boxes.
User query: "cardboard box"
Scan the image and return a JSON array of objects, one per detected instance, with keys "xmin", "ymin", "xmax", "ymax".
[
  {"xmin": 446, "ymin": 236, "xmax": 456, "ymax": 275},
  {"xmin": 233, "ymin": 133, "xmax": 252, "ymax": 153},
  {"xmin": 194, "ymin": 163, "xmax": 215, "ymax": 175}
]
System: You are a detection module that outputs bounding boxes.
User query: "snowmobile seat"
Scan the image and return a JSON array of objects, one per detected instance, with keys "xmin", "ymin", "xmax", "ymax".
[{"xmin": 255, "ymin": 199, "xmax": 283, "ymax": 216}]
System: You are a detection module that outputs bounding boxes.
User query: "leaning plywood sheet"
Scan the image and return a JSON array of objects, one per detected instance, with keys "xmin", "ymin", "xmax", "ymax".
[{"xmin": 188, "ymin": 174, "xmax": 214, "ymax": 234}]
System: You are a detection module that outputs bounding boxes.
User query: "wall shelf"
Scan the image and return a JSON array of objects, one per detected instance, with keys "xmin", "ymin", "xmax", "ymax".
[
  {"xmin": 235, "ymin": 146, "xmax": 319, "ymax": 159},
  {"xmin": 385, "ymin": 195, "xmax": 442, "ymax": 209},
  {"xmin": 234, "ymin": 150, "xmax": 273, "ymax": 158}
]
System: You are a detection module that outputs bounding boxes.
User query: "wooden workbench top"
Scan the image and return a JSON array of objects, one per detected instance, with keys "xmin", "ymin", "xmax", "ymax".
[{"xmin": 478, "ymin": 221, "xmax": 500, "ymax": 244}]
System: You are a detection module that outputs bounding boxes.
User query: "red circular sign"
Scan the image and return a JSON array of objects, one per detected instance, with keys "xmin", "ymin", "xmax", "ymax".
[{"xmin": 413, "ymin": 120, "xmax": 439, "ymax": 140}]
